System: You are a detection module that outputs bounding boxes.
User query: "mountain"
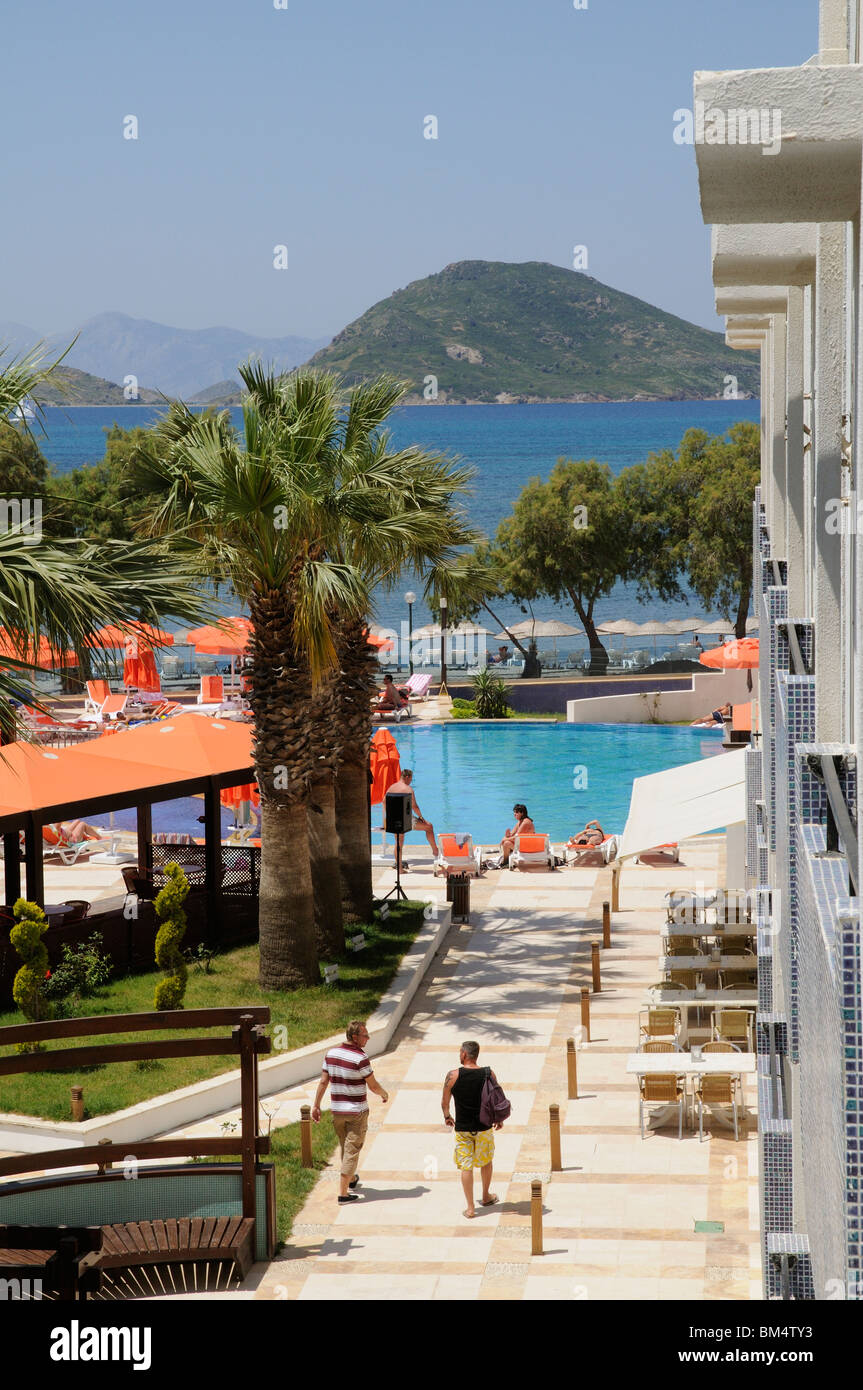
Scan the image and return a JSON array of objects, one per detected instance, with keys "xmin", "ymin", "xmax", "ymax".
[
  {"xmin": 188, "ymin": 378, "xmax": 245, "ymax": 406},
  {"xmin": 0, "ymin": 314, "xmax": 327, "ymax": 399},
  {"xmin": 306, "ymin": 260, "xmax": 760, "ymax": 403}
]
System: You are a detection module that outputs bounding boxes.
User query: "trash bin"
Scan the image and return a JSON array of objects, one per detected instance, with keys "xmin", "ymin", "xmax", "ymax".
[{"xmin": 448, "ymin": 871, "xmax": 470, "ymax": 924}]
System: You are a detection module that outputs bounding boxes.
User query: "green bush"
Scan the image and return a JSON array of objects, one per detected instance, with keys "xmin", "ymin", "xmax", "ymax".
[
  {"xmin": 471, "ymin": 668, "xmax": 511, "ymax": 718},
  {"xmin": 10, "ymin": 898, "xmax": 54, "ymax": 1047},
  {"xmin": 153, "ymin": 863, "xmax": 190, "ymax": 1010},
  {"xmin": 43, "ymin": 931, "xmax": 113, "ymax": 1002}
]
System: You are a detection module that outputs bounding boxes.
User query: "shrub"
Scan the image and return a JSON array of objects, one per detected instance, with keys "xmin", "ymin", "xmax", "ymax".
[
  {"xmin": 10, "ymin": 898, "xmax": 54, "ymax": 1047},
  {"xmin": 153, "ymin": 863, "xmax": 190, "ymax": 1010},
  {"xmin": 472, "ymin": 668, "xmax": 511, "ymax": 719},
  {"xmin": 43, "ymin": 931, "xmax": 113, "ymax": 1002}
]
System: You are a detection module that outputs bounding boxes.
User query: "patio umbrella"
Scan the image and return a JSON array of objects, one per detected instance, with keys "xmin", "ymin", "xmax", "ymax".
[
  {"xmin": 700, "ymin": 637, "xmax": 759, "ymax": 669},
  {"xmin": 122, "ymin": 635, "xmax": 161, "ymax": 693},
  {"xmin": 0, "ymin": 632, "xmax": 78, "ymax": 671},
  {"xmin": 369, "ymin": 727, "xmax": 401, "ymax": 806},
  {"xmin": 94, "ymin": 624, "xmax": 175, "ymax": 649},
  {"xmin": 366, "ymin": 631, "xmax": 395, "ymax": 652},
  {"xmin": 182, "ymin": 618, "xmax": 253, "ymax": 691}
]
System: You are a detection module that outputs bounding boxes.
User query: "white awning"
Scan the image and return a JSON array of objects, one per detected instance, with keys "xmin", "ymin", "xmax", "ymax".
[{"xmin": 618, "ymin": 749, "xmax": 747, "ymax": 862}]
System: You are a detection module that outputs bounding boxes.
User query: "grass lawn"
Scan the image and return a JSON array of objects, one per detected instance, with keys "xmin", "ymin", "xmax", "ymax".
[
  {"xmin": 269, "ymin": 1111, "xmax": 336, "ymax": 1244},
  {"xmin": 0, "ymin": 901, "xmax": 427, "ymax": 1121}
]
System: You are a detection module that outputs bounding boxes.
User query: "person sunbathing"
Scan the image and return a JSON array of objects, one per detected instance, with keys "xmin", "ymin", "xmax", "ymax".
[
  {"xmin": 374, "ymin": 674, "xmax": 409, "ymax": 711},
  {"xmin": 494, "ymin": 804, "xmax": 535, "ymax": 867},
  {"xmin": 568, "ymin": 820, "xmax": 606, "ymax": 848}
]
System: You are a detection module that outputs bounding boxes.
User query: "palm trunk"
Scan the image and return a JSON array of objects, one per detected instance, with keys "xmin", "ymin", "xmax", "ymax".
[
  {"xmin": 336, "ymin": 760, "xmax": 374, "ymax": 924},
  {"xmin": 307, "ymin": 775, "xmax": 345, "ymax": 956},
  {"xmin": 331, "ymin": 613, "xmax": 380, "ymax": 922},
  {"xmin": 249, "ymin": 581, "xmax": 320, "ymax": 990},
  {"xmin": 258, "ymin": 803, "xmax": 319, "ymax": 988}
]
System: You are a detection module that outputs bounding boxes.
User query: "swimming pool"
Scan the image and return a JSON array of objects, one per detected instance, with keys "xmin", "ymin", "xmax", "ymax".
[{"xmin": 389, "ymin": 723, "xmax": 725, "ymax": 844}]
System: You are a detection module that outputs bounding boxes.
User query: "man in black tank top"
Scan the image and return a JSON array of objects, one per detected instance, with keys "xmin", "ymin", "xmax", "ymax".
[{"xmin": 442, "ymin": 1040, "xmax": 503, "ymax": 1218}]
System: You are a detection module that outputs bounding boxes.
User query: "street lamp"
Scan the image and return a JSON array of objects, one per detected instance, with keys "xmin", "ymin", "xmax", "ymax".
[
  {"xmin": 404, "ymin": 590, "xmax": 416, "ymax": 675},
  {"xmin": 439, "ymin": 594, "xmax": 448, "ymax": 696}
]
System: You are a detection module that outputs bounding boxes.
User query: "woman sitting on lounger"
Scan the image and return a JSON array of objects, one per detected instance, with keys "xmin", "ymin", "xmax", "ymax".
[
  {"xmin": 495, "ymin": 803, "xmax": 535, "ymax": 866},
  {"xmin": 567, "ymin": 820, "xmax": 606, "ymax": 849}
]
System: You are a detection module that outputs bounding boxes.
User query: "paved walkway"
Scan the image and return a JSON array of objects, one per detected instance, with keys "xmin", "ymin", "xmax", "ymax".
[{"xmin": 239, "ymin": 836, "xmax": 760, "ymax": 1301}]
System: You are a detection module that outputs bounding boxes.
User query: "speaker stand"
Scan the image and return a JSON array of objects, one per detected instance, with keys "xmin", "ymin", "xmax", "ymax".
[{"xmin": 376, "ymin": 849, "xmax": 408, "ymax": 905}]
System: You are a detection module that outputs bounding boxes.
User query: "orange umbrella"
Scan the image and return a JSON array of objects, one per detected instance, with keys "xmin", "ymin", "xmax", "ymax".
[
  {"xmin": 220, "ymin": 781, "xmax": 260, "ymax": 811},
  {"xmin": 0, "ymin": 631, "xmax": 77, "ymax": 669},
  {"xmin": 95, "ymin": 624, "xmax": 175, "ymax": 649},
  {"xmin": 370, "ymin": 727, "xmax": 401, "ymax": 806},
  {"xmin": 122, "ymin": 635, "xmax": 161, "ymax": 692},
  {"xmin": 700, "ymin": 637, "xmax": 759, "ymax": 669},
  {"xmin": 366, "ymin": 630, "xmax": 395, "ymax": 653},
  {"xmin": 183, "ymin": 618, "xmax": 252, "ymax": 657}
]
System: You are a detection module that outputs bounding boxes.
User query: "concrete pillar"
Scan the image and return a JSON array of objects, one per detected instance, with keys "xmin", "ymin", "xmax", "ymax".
[
  {"xmin": 771, "ymin": 313, "xmax": 788, "ymax": 557},
  {"xmin": 813, "ymin": 223, "xmax": 846, "ymax": 740},
  {"xmin": 762, "ymin": 332, "xmax": 773, "ymax": 530},
  {"xmin": 819, "ymin": 0, "xmax": 850, "ymax": 64},
  {"xmin": 785, "ymin": 286, "xmax": 807, "ymax": 614}
]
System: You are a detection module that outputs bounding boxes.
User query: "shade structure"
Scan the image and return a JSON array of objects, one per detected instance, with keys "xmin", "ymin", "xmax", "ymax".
[
  {"xmin": 220, "ymin": 781, "xmax": 260, "ymax": 812},
  {"xmin": 369, "ymin": 728, "xmax": 400, "ymax": 806},
  {"xmin": 94, "ymin": 624, "xmax": 174, "ymax": 649},
  {"xmin": 122, "ymin": 635, "xmax": 161, "ymax": 692},
  {"xmin": 700, "ymin": 637, "xmax": 759, "ymax": 669},
  {"xmin": 413, "ymin": 622, "xmax": 493, "ymax": 639},
  {"xmin": 0, "ymin": 717, "xmax": 255, "ymax": 832},
  {"xmin": 182, "ymin": 618, "xmax": 252, "ymax": 657},
  {"xmin": 618, "ymin": 748, "xmax": 747, "ymax": 863},
  {"xmin": 492, "ymin": 618, "xmax": 580, "ymax": 640},
  {"xmin": 0, "ymin": 632, "xmax": 77, "ymax": 670},
  {"xmin": 596, "ymin": 619, "xmax": 642, "ymax": 636},
  {"xmin": 367, "ymin": 631, "xmax": 395, "ymax": 652}
]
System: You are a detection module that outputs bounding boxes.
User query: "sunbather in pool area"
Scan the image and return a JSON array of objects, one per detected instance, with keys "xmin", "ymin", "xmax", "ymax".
[
  {"xmin": 491, "ymin": 803, "xmax": 535, "ymax": 867},
  {"xmin": 568, "ymin": 819, "xmax": 606, "ymax": 848}
]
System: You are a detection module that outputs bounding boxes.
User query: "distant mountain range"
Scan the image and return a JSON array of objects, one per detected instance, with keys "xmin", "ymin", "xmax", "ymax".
[
  {"xmin": 0, "ymin": 312, "xmax": 327, "ymax": 399},
  {"xmin": 0, "ymin": 263, "xmax": 759, "ymax": 409},
  {"xmin": 306, "ymin": 261, "xmax": 760, "ymax": 403}
]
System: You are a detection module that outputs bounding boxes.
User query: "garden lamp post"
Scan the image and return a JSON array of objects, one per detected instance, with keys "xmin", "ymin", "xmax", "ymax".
[
  {"xmin": 439, "ymin": 594, "xmax": 448, "ymax": 697},
  {"xmin": 404, "ymin": 590, "xmax": 416, "ymax": 675}
]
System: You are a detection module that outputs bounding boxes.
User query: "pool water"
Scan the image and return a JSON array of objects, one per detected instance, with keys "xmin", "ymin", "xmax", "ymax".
[{"xmin": 389, "ymin": 723, "xmax": 725, "ymax": 845}]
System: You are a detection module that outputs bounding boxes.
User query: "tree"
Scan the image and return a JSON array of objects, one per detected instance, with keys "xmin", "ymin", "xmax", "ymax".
[
  {"xmin": 153, "ymin": 863, "xmax": 190, "ymax": 1010},
  {"xmin": 48, "ymin": 425, "xmax": 165, "ymax": 542},
  {"xmin": 0, "ymin": 345, "xmax": 212, "ymax": 735},
  {"xmin": 624, "ymin": 423, "xmax": 760, "ymax": 638},
  {"xmin": 491, "ymin": 460, "xmax": 641, "ymax": 673}
]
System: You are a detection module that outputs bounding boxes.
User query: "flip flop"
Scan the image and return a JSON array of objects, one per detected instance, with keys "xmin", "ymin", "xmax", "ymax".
[
  {"xmin": 481, "ymin": 1195, "xmax": 499, "ymax": 1207},
  {"xmin": 463, "ymin": 1209, "xmax": 477, "ymax": 1219}
]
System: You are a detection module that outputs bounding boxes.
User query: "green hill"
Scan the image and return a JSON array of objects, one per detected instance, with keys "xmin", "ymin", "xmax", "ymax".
[
  {"xmin": 306, "ymin": 260, "xmax": 759, "ymax": 403},
  {"xmin": 32, "ymin": 367, "xmax": 162, "ymax": 406}
]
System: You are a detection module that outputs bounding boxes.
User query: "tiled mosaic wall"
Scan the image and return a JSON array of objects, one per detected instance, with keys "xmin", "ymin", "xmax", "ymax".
[
  {"xmin": 746, "ymin": 746, "xmax": 762, "ymax": 882},
  {"xmin": 774, "ymin": 674, "xmax": 816, "ymax": 1061}
]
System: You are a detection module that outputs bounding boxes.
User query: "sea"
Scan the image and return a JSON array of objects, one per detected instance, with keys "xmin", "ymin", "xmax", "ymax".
[{"xmin": 38, "ymin": 399, "xmax": 760, "ymax": 654}]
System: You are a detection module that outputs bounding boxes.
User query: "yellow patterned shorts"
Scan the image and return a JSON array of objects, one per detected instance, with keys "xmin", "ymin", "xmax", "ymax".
[{"xmin": 454, "ymin": 1129, "xmax": 495, "ymax": 1170}]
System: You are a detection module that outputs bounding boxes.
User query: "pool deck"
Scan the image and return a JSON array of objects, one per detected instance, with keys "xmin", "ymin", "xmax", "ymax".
[
  {"xmin": 2, "ymin": 831, "xmax": 761, "ymax": 1302},
  {"xmin": 161, "ymin": 832, "xmax": 759, "ymax": 1302}
]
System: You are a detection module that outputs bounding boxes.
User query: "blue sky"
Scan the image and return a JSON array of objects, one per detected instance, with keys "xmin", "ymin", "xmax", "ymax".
[{"xmin": 3, "ymin": 0, "xmax": 816, "ymax": 340}]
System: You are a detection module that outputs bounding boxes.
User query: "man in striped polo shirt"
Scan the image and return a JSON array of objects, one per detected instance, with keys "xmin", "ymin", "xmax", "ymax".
[{"xmin": 312, "ymin": 1021, "xmax": 389, "ymax": 1203}]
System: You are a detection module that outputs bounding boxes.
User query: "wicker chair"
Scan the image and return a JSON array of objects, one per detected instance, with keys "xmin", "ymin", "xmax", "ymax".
[
  {"xmin": 695, "ymin": 1072, "xmax": 741, "ymax": 1140},
  {"xmin": 640, "ymin": 1040, "xmax": 679, "ymax": 1053},
  {"xmin": 711, "ymin": 1008, "xmax": 754, "ymax": 1050},
  {"xmin": 668, "ymin": 969, "xmax": 699, "ymax": 989},
  {"xmin": 62, "ymin": 900, "xmax": 90, "ymax": 924},
  {"xmin": 639, "ymin": 1007, "xmax": 681, "ymax": 1043},
  {"xmin": 639, "ymin": 1073, "xmax": 685, "ymax": 1139}
]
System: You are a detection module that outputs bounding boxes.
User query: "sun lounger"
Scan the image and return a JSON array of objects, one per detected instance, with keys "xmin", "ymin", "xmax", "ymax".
[
  {"xmin": 42, "ymin": 823, "xmax": 111, "ymax": 866},
  {"xmin": 84, "ymin": 680, "xmax": 112, "ymax": 715},
  {"xmin": 509, "ymin": 832, "xmax": 555, "ymax": 871},
  {"xmin": 95, "ymin": 694, "xmax": 129, "ymax": 721},
  {"xmin": 434, "ymin": 833, "xmax": 484, "ymax": 877},
  {"xmin": 372, "ymin": 701, "xmax": 413, "ymax": 723},
  {"xmin": 403, "ymin": 673, "xmax": 432, "ymax": 702},
  {"xmin": 633, "ymin": 842, "xmax": 680, "ymax": 864},
  {"xmin": 565, "ymin": 832, "xmax": 618, "ymax": 865}
]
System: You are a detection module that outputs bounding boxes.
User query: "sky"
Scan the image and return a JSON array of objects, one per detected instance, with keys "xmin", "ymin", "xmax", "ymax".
[{"xmin": 2, "ymin": 0, "xmax": 817, "ymax": 341}]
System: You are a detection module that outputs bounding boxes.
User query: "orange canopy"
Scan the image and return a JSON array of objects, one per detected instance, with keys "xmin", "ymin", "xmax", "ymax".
[
  {"xmin": 366, "ymin": 631, "xmax": 395, "ymax": 653},
  {"xmin": 369, "ymin": 727, "xmax": 401, "ymax": 806},
  {"xmin": 123, "ymin": 638, "xmax": 161, "ymax": 692},
  {"xmin": 95, "ymin": 624, "xmax": 174, "ymax": 649},
  {"xmin": 220, "ymin": 781, "xmax": 260, "ymax": 811},
  {"xmin": 183, "ymin": 618, "xmax": 252, "ymax": 657},
  {"xmin": 0, "ymin": 717, "xmax": 255, "ymax": 830},
  {"xmin": 700, "ymin": 637, "xmax": 759, "ymax": 670},
  {"xmin": 0, "ymin": 631, "xmax": 77, "ymax": 670}
]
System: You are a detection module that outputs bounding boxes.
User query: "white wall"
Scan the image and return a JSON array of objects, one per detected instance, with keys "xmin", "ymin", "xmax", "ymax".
[{"xmin": 566, "ymin": 670, "xmax": 753, "ymax": 724}]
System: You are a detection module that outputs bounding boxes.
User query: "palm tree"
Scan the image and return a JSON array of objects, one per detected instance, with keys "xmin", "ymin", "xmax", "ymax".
[
  {"xmin": 236, "ymin": 369, "xmax": 477, "ymax": 933},
  {"xmin": 0, "ymin": 346, "xmax": 210, "ymax": 735}
]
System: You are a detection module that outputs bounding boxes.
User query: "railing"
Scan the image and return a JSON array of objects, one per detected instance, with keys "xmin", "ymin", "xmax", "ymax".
[
  {"xmin": 151, "ymin": 842, "xmax": 261, "ymax": 897},
  {"xmin": 805, "ymin": 753, "xmax": 858, "ymax": 895}
]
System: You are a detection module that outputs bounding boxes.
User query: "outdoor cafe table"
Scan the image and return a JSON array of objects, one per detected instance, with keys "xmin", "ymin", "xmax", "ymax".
[
  {"xmin": 647, "ymin": 989, "xmax": 757, "ymax": 1009},
  {"xmin": 658, "ymin": 955, "xmax": 757, "ymax": 972},
  {"xmin": 627, "ymin": 1050, "xmax": 756, "ymax": 1126},
  {"xmin": 662, "ymin": 923, "xmax": 755, "ymax": 938}
]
